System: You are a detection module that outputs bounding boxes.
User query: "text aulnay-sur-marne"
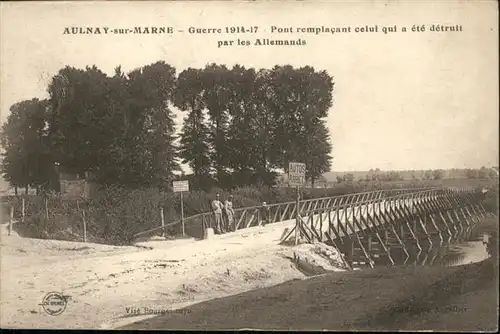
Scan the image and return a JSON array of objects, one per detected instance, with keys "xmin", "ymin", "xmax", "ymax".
[{"xmin": 63, "ymin": 27, "xmax": 173, "ymax": 34}]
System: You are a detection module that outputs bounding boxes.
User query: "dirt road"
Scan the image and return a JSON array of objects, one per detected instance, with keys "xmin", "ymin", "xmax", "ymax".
[{"xmin": 0, "ymin": 219, "xmax": 345, "ymax": 329}]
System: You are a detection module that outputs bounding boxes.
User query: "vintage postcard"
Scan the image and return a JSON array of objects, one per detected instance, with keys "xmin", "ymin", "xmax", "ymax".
[{"xmin": 0, "ymin": 0, "xmax": 498, "ymax": 331}]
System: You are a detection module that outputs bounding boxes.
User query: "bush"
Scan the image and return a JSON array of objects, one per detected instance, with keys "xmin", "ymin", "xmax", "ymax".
[{"xmin": 481, "ymin": 185, "xmax": 499, "ymax": 214}]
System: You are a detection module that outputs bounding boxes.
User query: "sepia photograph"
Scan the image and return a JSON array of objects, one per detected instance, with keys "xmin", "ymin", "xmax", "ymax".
[{"xmin": 0, "ymin": 0, "xmax": 498, "ymax": 331}]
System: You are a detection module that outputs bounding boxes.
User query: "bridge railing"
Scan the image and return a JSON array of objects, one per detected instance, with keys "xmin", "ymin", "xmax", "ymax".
[
  {"xmin": 293, "ymin": 187, "xmax": 487, "ymax": 244},
  {"xmin": 132, "ymin": 187, "xmax": 439, "ymax": 241}
]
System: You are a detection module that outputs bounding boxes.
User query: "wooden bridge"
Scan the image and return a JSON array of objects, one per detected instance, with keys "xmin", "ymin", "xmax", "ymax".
[
  {"xmin": 133, "ymin": 188, "xmax": 433, "ymax": 240},
  {"xmin": 284, "ymin": 187, "xmax": 491, "ymax": 268},
  {"xmin": 134, "ymin": 187, "xmax": 491, "ymax": 264}
]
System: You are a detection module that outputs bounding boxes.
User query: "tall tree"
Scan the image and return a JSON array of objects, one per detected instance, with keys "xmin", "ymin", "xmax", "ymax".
[
  {"xmin": 225, "ymin": 66, "xmax": 278, "ymax": 186},
  {"xmin": 127, "ymin": 61, "xmax": 179, "ymax": 188},
  {"xmin": 302, "ymin": 120, "xmax": 333, "ymax": 186},
  {"xmin": 173, "ymin": 68, "xmax": 212, "ymax": 189},
  {"xmin": 46, "ymin": 65, "xmax": 113, "ymax": 178},
  {"xmin": 1, "ymin": 98, "xmax": 56, "ymax": 193},
  {"xmin": 264, "ymin": 65, "xmax": 334, "ymax": 178},
  {"xmin": 46, "ymin": 62, "xmax": 179, "ymax": 189},
  {"xmin": 200, "ymin": 64, "xmax": 232, "ymax": 183}
]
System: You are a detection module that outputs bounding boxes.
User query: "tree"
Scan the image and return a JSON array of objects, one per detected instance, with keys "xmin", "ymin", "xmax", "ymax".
[
  {"xmin": 465, "ymin": 168, "xmax": 477, "ymax": 179},
  {"xmin": 225, "ymin": 66, "xmax": 261, "ymax": 184},
  {"xmin": 344, "ymin": 173, "xmax": 355, "ymax": 183},
  {"xmin": 46, "ymin": 62, "xmax": 179, "ymax": 189},
  {"xmin": 264, "ymin": 66, "xmax": 334, "ymax": 178},
  {"xmin": 488, "ymin": 168, "xmax": 499, "ymax": 179},
  {"xmin": 303, "ymin": 120, "xmax": 332, "ymax": 187},
  {"xmin": 46, "ymin": 65, "xmax": 114, "ymax": 178},
  {"xmin": 200, "ymin": 64, "xmax": 233, "ymax": 183},
  {"xmin": 370, "ymin": 168, "xmax": 381, "ymax": 181},
  {"xmin": 226, "ymin": 67, "xmax": 278, "ymax": 187},
  {"xmin": 1, "ymin": 98, "xmax": 57, "ymax": 193},
  {"xmin": 432, "ymin": 169, "xmax": 445, "ymax": 180},
  {"xmin": 127, "ymin": 61, "xmax": 179, "ymax": 188},
  {"xmin": 173, "ymin": 68, "xmax": 213, "ymax": 190},
  {"xmin": 478, "ymin": 166, "xmax": 489, "ymax": 180}
]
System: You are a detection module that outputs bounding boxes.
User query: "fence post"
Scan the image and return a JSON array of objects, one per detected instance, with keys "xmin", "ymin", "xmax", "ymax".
[
  {"xmin": 22, "ymin": 197, "xmax": 25, "ymax": 222},
  {"xmin": 82, "ymin": 208, "xmax": 87, "ymax": 243},
  {"xmin": 45, "ymin": 197, "xmax": 49, "ymax": 220},
  {"xmin": 180, "ymin": 192, "xmax": 185, "ymax": 237},
  {"xmin": 202, "ymin": 215, "xmax": 206, "ymax": 238},
  {"xmin": 160, "ymin": 207, "xmax": 165, "ymax": 238},
  {"xmin": 9, "ymin": 206, "xmax": 14, "ymax": 236}
]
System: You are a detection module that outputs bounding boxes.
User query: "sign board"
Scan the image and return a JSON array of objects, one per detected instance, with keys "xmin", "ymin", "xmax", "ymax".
[
  {"xmin": 288, "ymin": 162, "xmax": 306, "ymax": 187},
  {"xmin": 173, "ymin": 180, "xmax": 189, "ymax": 193},
  {"xmin": 60, "ymin": 180, "xmax": 91, "ymax": 199}
]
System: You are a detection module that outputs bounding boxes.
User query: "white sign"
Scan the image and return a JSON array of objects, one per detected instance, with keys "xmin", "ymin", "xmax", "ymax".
[
  {"xmin": 173, "ymin": 180, "xmax": 189, "ymax": 192},
  {"xmin": 288, "ymin": 162, "xmax": 306, "ymax": 187}
]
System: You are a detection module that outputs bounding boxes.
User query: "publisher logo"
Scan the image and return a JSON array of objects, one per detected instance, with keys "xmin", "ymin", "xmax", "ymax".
[{"xmin": 40, "ymin": 292, "xmax": 68, "ymax": 316}]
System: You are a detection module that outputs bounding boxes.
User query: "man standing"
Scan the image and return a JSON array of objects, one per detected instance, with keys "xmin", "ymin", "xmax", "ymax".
[
  {"xmin": 211, "ymin": 194, "xmax": 223, "ymax": 233},
  {"xmin": 261, "ymin": 201, "xmax": 271, "ymax": 227},
  {"xmin": 224, "ymin": 195, "xmax": 235, "ymax": 232}
]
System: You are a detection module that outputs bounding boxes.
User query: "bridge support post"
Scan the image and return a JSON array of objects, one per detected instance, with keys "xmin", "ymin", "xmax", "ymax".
[
  {"xmin": 460, "ymin": 207, "xmax": 471, "ymax": 227},
  {"xmin": 346, "ymin": 238, "xmax": 354, "ymax": 265},
  {"xmin": 385, "ymin": 204, "xmax": 410, "ymax": 259},
  {"xmin": 418, "ymin": 216, "xmax": 433, "ymax": 246},
  {"xmin": 295, "ymin": 186, "xmax": 300, "ymax": 245},
  {"xmin": 452, "ymin": 210, "xmax": 464, "ymax": 235},
  {"xmin": 429, "ymin": 214, "xmax": 444, "ymax": 245},
  {"xmin": 446, "ymin": 211, "xmax": 459, "ymax": 236},
  {"xmin": 366, "ymin": 206, "xmax": 395, "ymax": 265},
  {"xmin": 438, "ymin": 211, "xmax": 453, "ymax": 242}
]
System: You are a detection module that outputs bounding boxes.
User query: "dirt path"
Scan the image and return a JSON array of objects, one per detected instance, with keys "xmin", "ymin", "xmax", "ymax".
[{"xmin": 0, "ymin": 219, "xmax": 346, "ymax": 329}]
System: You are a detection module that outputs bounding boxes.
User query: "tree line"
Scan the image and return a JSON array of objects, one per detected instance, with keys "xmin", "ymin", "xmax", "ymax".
[
  {"xmin": 333, "ymin": 167, "xmax": 498, "ymax": 184},
  {"xmin": 1, "ymin": 62, "xmax": 334, "ymax": 193}
]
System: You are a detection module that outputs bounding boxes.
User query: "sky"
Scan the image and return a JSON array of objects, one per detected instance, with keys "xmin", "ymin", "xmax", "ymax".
[{"xmin": 0, "ymin": 0, "xmax": 498, "ymax": 174}]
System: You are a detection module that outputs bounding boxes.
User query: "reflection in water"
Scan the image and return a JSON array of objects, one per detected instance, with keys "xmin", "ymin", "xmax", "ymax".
[{"xmin": 343, "ymin": 221, "xmax": 497, "ymax": 269}]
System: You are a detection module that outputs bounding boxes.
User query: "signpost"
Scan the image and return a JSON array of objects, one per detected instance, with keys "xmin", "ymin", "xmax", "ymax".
[
  {"xmin": 173, "ymin": 180, "xmax": 189, "ymax": 236},
  {"xmin": 289, "ymin": 162, "xmax": 306, "ymax": 245}
]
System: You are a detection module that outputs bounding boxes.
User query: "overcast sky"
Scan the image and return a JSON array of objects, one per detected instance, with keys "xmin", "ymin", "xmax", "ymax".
[{"xmin": 0, "ymin": 1, "xmax": 498, "ymax": 173}]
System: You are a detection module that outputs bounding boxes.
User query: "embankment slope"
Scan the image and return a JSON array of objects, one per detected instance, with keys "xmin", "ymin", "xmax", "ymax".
[{"xmin": 123, "ymin": 258, "xmax": 498, "ymax": 331}]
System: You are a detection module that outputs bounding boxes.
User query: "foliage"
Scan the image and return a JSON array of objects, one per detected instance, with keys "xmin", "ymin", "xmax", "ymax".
[
  {"xmin": 3, "ymin": 63, "xmax": 335, "ymax": 192},
  {"xmin": 45, "ymin": 63, "xmax": 179, "ymax": 189},
  {"xmin": 0, "ymin": 98, "xmax": 58, "ymax": 193},
  {"xmin": 432, "ymin": 169, "xmax": 445, "ymax": 180}
]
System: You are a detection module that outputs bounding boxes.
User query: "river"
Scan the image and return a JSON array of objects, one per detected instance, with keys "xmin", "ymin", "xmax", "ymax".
[{"xmin": 345, "ymin": 219, "xmax": 497, "ymax": 269}]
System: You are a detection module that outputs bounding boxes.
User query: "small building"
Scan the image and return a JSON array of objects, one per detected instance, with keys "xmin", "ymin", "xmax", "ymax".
[{"xmin": 59, "ymin": 171, "xmax": 98, "ymax": 199}]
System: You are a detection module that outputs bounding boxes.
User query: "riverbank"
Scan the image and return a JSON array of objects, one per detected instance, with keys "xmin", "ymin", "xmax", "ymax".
[
  {"xmin": 122, "ymin": 217, "xmax": 499, "ymax": 331},
  {"xmin": 123, "ymin": 256, "xmax": 498, "ymax": 331}
]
